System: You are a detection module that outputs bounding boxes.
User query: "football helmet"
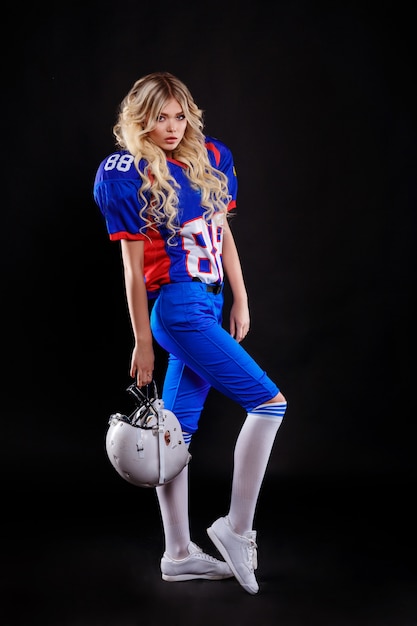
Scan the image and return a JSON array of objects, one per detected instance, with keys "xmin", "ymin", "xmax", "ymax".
[{"xmin": 105, "ymin": 382, "xmax": 191, "ymax": 488}]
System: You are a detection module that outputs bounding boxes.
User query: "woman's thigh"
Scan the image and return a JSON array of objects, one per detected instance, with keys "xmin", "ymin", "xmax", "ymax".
[{"xmin": 162, "ymin": 354, "xmax": 211, "ymax": 433}]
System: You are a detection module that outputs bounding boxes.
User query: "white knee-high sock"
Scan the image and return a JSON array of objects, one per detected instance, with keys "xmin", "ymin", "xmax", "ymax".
[
  {"xmin": 228, "ymin": 402, "xmax": 287, "ymax": 535},
  {"xmin": 156, "ymin": 464, "xmax": 190, "ymax": 559}
]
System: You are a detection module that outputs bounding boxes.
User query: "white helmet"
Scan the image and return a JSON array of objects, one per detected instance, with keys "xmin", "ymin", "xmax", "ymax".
[{"xmin": 105, "ymin": 382, "xmax": 191, "ymax": 488}]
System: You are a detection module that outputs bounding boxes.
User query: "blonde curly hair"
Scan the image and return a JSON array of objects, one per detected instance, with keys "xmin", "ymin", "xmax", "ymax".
[{"xmin": 113, "ymin": 72, "xmax": 231, "ymax": 244}]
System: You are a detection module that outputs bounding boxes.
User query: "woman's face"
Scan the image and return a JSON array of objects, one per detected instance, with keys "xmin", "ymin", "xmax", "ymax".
[{"xmin": 148, "ymin": 97, "xmax": 187, "ymax": 157}]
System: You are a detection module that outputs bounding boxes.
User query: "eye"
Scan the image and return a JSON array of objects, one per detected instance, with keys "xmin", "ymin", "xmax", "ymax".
[{"xmin": 177, "ymin": 114, "xmax": 186, "ymax": 121}]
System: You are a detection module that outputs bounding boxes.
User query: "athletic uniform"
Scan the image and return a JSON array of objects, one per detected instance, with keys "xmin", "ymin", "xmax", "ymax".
[{"xmin": 94, "ymin": 136, "xmax": 279, "ymax": 434}]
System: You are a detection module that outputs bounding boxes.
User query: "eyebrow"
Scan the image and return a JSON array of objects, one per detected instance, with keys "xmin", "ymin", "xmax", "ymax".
[{"xmin": 160, "ymin": 109, "xmax": 184, "ymax": 116}]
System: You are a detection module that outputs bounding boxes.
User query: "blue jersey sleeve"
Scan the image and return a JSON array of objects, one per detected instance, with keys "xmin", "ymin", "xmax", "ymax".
[
  {"xmin": 93, "ymin": 151, "xmax": 149, "ymax": 240},
  {"xmin": 205, "ymin": 136, "xmax": 238, "ymax": 210}
]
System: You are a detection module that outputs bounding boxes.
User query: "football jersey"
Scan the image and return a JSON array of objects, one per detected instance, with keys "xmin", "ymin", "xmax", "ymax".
[{"xmin": 93, "ymin": 136, "xmax": 237, "ymax": 298}]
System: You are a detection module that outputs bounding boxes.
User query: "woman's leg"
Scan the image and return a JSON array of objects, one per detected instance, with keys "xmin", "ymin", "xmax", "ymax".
[
  {"xmin": 228, "ymin": 396, "xmax": 287, "ymax": 535},
  {"xmin": 155, "ymin": 351, "xmax": 233, "ymax": 581},
  {"xmin": 156, "ymin": 354, "xmax": 210, "ymax": 559},
  {"xmin": 207, "ymin": 397, "xmax": 287, "ymax": 594}
]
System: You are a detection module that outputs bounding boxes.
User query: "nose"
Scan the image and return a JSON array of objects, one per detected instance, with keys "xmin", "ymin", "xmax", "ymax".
[{"xmin": 167, "ymin": 119, "xmax": 177, "ymax": 132}]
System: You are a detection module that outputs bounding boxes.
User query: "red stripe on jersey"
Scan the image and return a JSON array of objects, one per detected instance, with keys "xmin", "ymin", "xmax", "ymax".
[
  {"xmin": 144, "ymin": 230, "xmax": 171, "ymax": 293},
  {"xmin": 166, "ymin": 157, "xmax": 187, "ymax": 168},
  {"xmin": 205, "ymin": 141, "xmax": 221, "ymax": 167},
  {"xmin": 109, "ymin": 232, "xmax": 145, "ymax": 241}
]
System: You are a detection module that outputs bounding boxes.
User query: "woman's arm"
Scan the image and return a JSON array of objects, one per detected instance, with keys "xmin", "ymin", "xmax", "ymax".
[
  {"xmin": 120, "ymin": 239, "xmax": 155, "ymax": 386},
  {"xmin": 222, "ymin": 219, "xmax": 250, "ymax": 343}
]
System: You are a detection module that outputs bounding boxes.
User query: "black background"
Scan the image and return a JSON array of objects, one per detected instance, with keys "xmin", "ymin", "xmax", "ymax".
[{"xmin": 2, "ymin": 2, "xmax": 416, "ymax": 624}]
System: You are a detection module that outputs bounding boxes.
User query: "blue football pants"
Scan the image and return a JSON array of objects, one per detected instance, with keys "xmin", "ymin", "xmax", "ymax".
[{"xmin": 150, "ymin": 281, "xmax": 279, "ymax": 434}]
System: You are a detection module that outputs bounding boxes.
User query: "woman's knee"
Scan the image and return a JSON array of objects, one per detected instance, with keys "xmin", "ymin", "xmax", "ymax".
[{"xmin": 266, "ymin": 391, "xmax": 286, "ymax": 404}]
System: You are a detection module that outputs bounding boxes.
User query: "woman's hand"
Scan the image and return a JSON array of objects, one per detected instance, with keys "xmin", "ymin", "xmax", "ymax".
[
  {"xmin": 130, "ymin": 340, "xmax": 155, "ymax": 387},
  {"xmin": 229, "ymin": 300, "xmax": 250, "ymax": 343}
]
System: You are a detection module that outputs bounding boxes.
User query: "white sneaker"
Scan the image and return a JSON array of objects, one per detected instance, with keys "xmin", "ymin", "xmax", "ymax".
[
  {"xmin": 207, "ymin": 516, "xmax": 259, "ymax": 594},
  {"xmin": 161, "ymin": 541, "xmax": 234, "ymax": 581}
]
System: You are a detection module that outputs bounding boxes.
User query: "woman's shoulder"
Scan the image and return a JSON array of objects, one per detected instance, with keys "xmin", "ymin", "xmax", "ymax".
[
  {"xmin": 95, "ymin": 150, "xmax": 146, "ymax": 184},
  {"xmin": 204, "ymin": 136, "xmax": 234, "ymax": 168}
]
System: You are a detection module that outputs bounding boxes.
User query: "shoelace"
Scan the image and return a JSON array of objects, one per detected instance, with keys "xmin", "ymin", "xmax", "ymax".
[
  {"xmin": 197, "ymin": 551, "xmax": 223, "ymax": 563},
  {"xmin": 189, "ymin": 543, "xmax": 221, "ymax": 563},
  {"xmin": 246, "ymin": 537, "xmax": 258, "ymax": 571}
]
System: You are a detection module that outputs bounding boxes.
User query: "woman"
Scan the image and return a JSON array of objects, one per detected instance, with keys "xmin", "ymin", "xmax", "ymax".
[{"xmin": 93, "ymin": 71, "xmax": 287, "ymax": 595}]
